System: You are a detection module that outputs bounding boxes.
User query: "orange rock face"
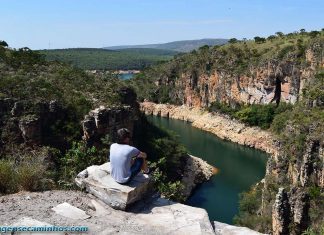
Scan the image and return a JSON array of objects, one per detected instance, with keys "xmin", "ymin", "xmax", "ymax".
[{"xmin": 170, "ymin": 59, "xmax": 320, "ymax": 108}]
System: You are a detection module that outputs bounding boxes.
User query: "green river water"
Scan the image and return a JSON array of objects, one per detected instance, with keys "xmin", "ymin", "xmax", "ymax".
[{"xmin": 147, "ymin": 115, "xmax": 268, "ymax": 224}]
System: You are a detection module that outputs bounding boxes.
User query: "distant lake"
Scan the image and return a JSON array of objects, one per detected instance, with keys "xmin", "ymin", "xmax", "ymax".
[{"xmin": 118, "ymin": 73, "xmax": 134, "ymax": 80}]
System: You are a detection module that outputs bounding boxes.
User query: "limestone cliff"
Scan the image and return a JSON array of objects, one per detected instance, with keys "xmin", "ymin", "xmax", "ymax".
[{"xmin": 134, "ymin": 34, "xmax": 324, "ymax": 108}]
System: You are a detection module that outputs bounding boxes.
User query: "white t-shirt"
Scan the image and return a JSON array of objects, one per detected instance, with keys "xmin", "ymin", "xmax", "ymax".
[{"xmin": 109, "ymin": 143, "xmax": 140, "ymax": 183}]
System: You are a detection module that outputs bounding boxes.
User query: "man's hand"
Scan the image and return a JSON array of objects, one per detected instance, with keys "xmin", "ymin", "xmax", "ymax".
[{"xmin": 138, "ymin": 152, "xmax": 147, "ymax": 159}]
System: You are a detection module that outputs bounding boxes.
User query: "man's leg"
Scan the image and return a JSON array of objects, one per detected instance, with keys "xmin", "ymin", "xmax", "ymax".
[{"xmin": 129, "ymin": 158, "xmax": 144, "ymax": 179}]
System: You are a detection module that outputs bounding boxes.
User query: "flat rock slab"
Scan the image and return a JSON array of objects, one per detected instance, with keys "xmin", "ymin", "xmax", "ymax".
[
  {"xmin": 51, "ymin": 202, "xmax": 90, "ymax": 220},
  {"xmin": 214, "ymin": 221, "xmax": 267, "ymax": 235},
  {"xmin": 75, "ymin": 162, "xmax": 151, "ymax": 210},
  {"xmin": 10, "ymin": 217, "xmax": 62, "ymax": 235},
  {"xmin": 131, "ymin": 198, "xmax": 215, "ymax": 235}
]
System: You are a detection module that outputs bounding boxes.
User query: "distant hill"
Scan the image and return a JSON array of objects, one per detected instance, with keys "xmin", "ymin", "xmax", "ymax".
[
  {"xmin": 104, "ymin": 39, "xmax": 228, "ymax": 52},
  {"xmin": 39, "ymin": 48, "xmax": 177, "ymax": 70}
]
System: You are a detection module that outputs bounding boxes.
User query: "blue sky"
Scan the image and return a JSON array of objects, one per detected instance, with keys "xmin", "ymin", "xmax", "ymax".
[{"xmin": 0, "ymin": 0, "xmax": 323, "ymax": 49}]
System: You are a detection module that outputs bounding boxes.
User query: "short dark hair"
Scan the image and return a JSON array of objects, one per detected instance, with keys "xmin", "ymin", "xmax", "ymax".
[{"xmin": 116, "ymin": 128, "xmax": 131, "ymax": 144}]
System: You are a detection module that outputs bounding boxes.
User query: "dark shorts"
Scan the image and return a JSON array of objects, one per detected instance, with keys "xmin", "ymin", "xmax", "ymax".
[{"xmin": 121, "ymin": 158, "xmax": 144, "ymax": 184}]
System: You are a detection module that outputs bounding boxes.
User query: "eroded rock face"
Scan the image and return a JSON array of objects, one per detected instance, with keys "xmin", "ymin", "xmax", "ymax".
[
  {"xmin": 289, "ymin": 188, "xmax": 310, "ymax": 234},
  {"xmin": 272, "ymin": 187, "xmax": 311, "ymax": 235},
  {"xmin": 0, "ymin": 99, "xmax": 65, "ymax": 147},
  {"xmin": 18, "ymin": 115, "xmax": 42, "ymax": 145},
  {"xmin": 272, "ymin": 188, "xmax": 291, "ymax": 235},
  {"xmin": 75, "ymin": 162, "xmax": 152, "ymax": 210},
  {"xmin": 157, "ymin": 47, "xmax": 323, "ymax": 108},
  {"xmin": 82, "ymin": 106, "xmax": 137, "ymax": 144}
]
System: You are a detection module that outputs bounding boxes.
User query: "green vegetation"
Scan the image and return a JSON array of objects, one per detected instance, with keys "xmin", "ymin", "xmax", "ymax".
[
  {"xmin": 208, "ymin": 102, "xmax": 293, "ymax": 129},
  {"xmin": 39, "ymin": 48, "xmax": 177, "ymax": 70},
  {"xmin": 58, "ymin": 141, "xmax": 108, "ymax": 188},
  {"xmin": 234, "ymin": 183, "xmax": 271, "ymax": 232},
  {"xmin": 0, "ymin": 41, "xmax": 188, "ymax": 201}
]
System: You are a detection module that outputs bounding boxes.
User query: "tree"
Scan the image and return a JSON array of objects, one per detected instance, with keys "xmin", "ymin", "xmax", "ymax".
[
  {"xmin": 300, "ymin": 29, "xmax": 306, "ymax": 34},
  {"xmin": 254, "ymin": 36, "xmax": 266, "ymax": 44},
  {"xmin": 275, "ymin": 32, "xmax": 284, "ymax": 37},
  {"xmin": 309, "ymin": 30, "xmax": 320, "ymax": 38},
  {"xmin": 0, "ymin": 40, "xmax": 8, "ymax": 47},
  {"xmin": 267, "ymin": 35, "xmax": 276, "ymax": 41},
  {"xmin": 229, "ymin": 38, "xmax": 238, "ymax": 44},
  {"xmin": 199, "ymin": 45, "xmax": 209, "ymax": 51}
]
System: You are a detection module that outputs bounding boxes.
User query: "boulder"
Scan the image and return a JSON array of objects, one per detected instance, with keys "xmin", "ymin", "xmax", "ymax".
[
  {"xmin": 75, "ymin": 162, "xmax": 151, "ymax": 210},
  {"xmin": 51, "ymin": 202, "xmax": 91, "ymax": 220},
  {"xmin": 181, "ymin": 155, "xmax": 216, "ymax": 199}
]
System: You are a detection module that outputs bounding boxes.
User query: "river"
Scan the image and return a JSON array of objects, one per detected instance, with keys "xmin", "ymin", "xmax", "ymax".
[
  {"xmin": 147, "ymin": 115, "xmax": 268, "ymax": 224},
  {"xmin": 118, "ymin": 73, "xmax": 134, "ymax": 80}
]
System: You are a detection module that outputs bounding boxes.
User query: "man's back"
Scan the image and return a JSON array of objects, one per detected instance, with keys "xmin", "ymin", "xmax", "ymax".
[{"xmin": 110, "ymin": 143, "xmax": 140, "ymax": 183}]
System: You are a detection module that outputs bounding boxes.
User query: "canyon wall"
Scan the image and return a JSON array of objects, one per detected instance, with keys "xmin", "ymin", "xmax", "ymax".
[{"xmin": 176, "ymin": 48, "xmax": 321, "ymax": 108}]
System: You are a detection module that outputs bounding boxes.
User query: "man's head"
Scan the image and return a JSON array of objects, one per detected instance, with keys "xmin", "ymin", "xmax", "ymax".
[{"xmin": 116, "ymin": 128, "xmax": 131, "ymax": 144}]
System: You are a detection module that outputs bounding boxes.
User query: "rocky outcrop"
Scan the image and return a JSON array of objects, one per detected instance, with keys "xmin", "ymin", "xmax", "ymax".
[
  {"xmin": 82, "ymin": 105, "xmax": 137, "ymax": 144},
  {"xmin": 0, "ymin": 190, "xmax": 269, "ymax": 235},
  {"xmin": 181, "ymin": 155, "xmax": 216, "ymax": 198},
  {"xmin": 82, "ymin": 87, "xmax": 140, "ymax": 146},
  {"xmin": 140, "ymin": 101, "xmax": 277, "ymax": 154},
  {"xmin": 0, "ymin": 190, "xmax": 216, "ymax": 235},
  {"xmin": 0, "ymin": 99, "xmax": 65, "ymax": 147},
  {"xmin": 75, "ymin": 162, "xmax": 151, "ymax": 210},
  {"xmin": 18, "ymin": 115, "xmax": 42, "ymax": 144},
  {"xmin": 265, "ymin": 128, "xmax": 323, "ymax": 234},
  {"xmin": 272, "ymin": 187, "xmax": 311, "ymax": 235},
  {"xmin": 272, "ymin": 188, "xmax": 291, "ymax": 235}
]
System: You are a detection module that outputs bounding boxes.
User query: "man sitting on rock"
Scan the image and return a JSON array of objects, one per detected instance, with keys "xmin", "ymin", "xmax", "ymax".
[{"xmin": 110, "ymin": 128, "xmax": 149, "ymax": 184}]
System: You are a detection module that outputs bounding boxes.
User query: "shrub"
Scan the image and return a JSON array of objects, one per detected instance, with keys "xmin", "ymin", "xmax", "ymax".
[
  {"xmin": 235, "ymin": 104, "xmax": 276, "ymax": 129},
  {"xmin": 16, "ymin": 160, "xmax": 47, "ymax": 191},
  {"xmin": 58, "ymin": 141, "xmax": 106, "ymax": 188},
  {"xmin": 0, "ymin": 159, "xmax": 18, "ymax": 193}
]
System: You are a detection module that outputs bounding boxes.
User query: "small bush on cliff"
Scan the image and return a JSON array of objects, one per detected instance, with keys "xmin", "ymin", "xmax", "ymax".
[
  {"xmin": 207, "ymin": 101, "xmax": 240, "ymax": 116},
  {"xmin": 58, "ymin": 141, "xmax": 107, "ymax": 188}
]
